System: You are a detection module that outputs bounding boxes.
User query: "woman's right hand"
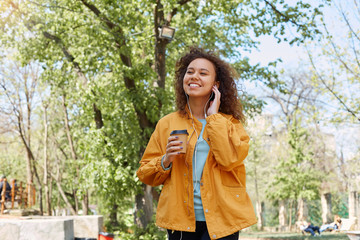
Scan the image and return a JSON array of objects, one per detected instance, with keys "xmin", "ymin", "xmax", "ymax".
[{"xmin": 163, "ymin": 136, "xmax": 184, "ymax": 168}]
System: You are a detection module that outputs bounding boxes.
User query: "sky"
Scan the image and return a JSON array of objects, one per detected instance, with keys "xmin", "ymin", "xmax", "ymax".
[{"xmin": 242, "ymin": 1, "xmax": 359, "ymax": 160}]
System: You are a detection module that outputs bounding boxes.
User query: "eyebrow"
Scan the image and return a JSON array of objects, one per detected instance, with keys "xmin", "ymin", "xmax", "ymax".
[{"xmin": 187, "ymin": 67, "xmax": 210, "ymax": 72}]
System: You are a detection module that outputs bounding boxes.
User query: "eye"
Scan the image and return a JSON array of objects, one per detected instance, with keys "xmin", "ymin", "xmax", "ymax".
[{"xmin": 186, "ymin": 70, "xmax": 194, "ymax": 74}]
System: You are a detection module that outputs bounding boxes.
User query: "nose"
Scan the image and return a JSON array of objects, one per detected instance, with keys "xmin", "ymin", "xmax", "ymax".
[{"xmin": 191, "ymin": 72, "xmax": 199, "ymax": 80}]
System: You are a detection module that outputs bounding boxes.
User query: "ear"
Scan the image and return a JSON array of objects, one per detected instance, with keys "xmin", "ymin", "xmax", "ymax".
[{"xmin": 214, "ymin": 81, "xmax": 220, "ymax": 88}]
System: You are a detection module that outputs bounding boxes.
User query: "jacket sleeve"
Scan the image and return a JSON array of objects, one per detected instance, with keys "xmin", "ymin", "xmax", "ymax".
[
  {"xmin": 206, "ymin": 113, "xmax": 250, "ymax": 171},
  {"xmin": 136, "ymin": 123, "xmax": 171, "ymax": 187}
]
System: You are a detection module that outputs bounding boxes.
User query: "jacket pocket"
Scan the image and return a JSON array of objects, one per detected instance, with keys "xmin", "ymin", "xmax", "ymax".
[
  {"xmin": 220, "ymin": 169, "xmax": 244, "ymax": 188},
  {"xmin": 223, "ymin": 185, "xmax": 246, "ymax": 202}
]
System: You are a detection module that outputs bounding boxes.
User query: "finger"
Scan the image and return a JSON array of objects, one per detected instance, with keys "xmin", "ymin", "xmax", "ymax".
[
  {"xmin": 167, "ymin": 140, "xmax": 183, "ymax": 146},
  {"xmin": 213, "ymin": 85, "xmax": 220, "ymax": 95},
  {"xmin": 167, "ymin": 137, "xmax": 180, "ymax": 146},
  {"xmin": 212, "ymin": 86, "xmax": 220, "ymax": 99},
  {"xmin": 167, "ymin": 142, "xmax": 184, "ymax": 150},
  {"xmin": 168, "ymin": 136, "xmax": 179, "ymax": 143},
  {"xmin": 166, "ymin": 141, "xmax": 184, "ymax": 151},
  {"xmin": 166, "ymin": 145, "xmax": 184, "ymax": 153}
]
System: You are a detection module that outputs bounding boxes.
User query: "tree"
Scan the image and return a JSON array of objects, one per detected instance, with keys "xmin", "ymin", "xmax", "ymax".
[
  {"xmin": 0, "ymin": 0, "xmax": 330, "ymax": 232},
  {"xmin": 0, "ymin": 59, "xmax": 44, "ymax": 214},
  {"xmin": 247, "ymin": 114, "xmax": 277, "ymax": 230},
  {"xmin": 307, "ymin": 0, "xmax": 360, "ymax": 123},
  {"xmin": 262, "ymin": 70, "xmax": 320, "ymax": 226},
  {"xmin": 266, "ymin": 114, "xmax": 321, "ymax": 230},
  {"xmin": 306, "ymin": 0, "xmax": 360, "ymax": 225}
]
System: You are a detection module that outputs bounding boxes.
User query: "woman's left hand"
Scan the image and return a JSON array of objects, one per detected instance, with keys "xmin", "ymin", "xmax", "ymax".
[{"xmin": 207, "ymin": 85, "xmax": 221, "ymax": 117}]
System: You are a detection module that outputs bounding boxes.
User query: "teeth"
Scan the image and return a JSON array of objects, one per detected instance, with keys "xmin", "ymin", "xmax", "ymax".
[{"xmin": 190, "ymin": 84, "xmax": 200, "ymax": 87}]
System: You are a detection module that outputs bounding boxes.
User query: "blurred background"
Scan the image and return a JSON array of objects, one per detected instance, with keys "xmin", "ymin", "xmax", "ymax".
[{"xmin": 0, "ymin": 0, "xmax": 359, "ymax": 239}]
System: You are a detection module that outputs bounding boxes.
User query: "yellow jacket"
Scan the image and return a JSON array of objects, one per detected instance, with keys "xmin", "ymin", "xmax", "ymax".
[{"xmin": 136, "ymin": 110, "xmax": 257, "ymax": 239}]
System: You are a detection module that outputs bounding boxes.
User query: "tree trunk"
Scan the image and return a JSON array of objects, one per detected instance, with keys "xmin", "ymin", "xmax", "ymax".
[
  {"xmin": 25, "ymin": 150, "xmax": 33, "ymax": 185},
  {"xmin": 135, "ymin": 184, "xmax": 153, "ymax": 228},
  {"xmin": 357, "ymin": 193, "xmax": 360, "ymax": 230},
  {"xmin": 26, "ymin": 85, "xmax": 34, "ymax": 185},
  {"xmin": 55, "ymin": 180, "xmax": 77, "ymax": 215},
  {"xmin": 62, "ymin": 95, "xmax": 84, "ymax": 214},
  {"xmin": 256, "ymin": 201, "xmax": 264, "ymax": 230},
  {"xmin": 81, "ymin": 190, "xmax": 89, "ymax": 215},
  {"xmin": 154, "ymin": 38, "xmax": 167, "ymax": 89},
  {"xmin": 73, "ymin": 189, "xmax": 79, "ymax": 213},
  {"xmin": 349, "ymin": 191, "xmax": 358, "ymax": 219},
  {"xmin": 49, "ymin": 176, "xmax": 53, "ymax": 215},
  {"xmin": 52, "ymin": 156, "xmax": 77, "ymax": 215},
  {"xmin": 279, "ymin": 200, "xmax": 287, "ymax": 232},
  {"xmin": 32, "ymin": 165, "xmax": 43, "ymax": 215},
  {"xmin": 109, "ymin": 203, "xmax": 120, "ymax": 228},
  {"xmin": 254, "ymin": 166, "xmax": 263, "ymax": 230},
  {"xmin": 321, "ymin": 192, "xmax": 332, "ymax": 224},
  {"xmin": 288, "ymin": 200, "xmax": 293, "ymax": 231},
  {"xmin": 43, "ymin": 105, "xmax": 51, "ymax": 215},
  {"xmin": 297, "ymin": 198, "xmax": 308, "ymax": 222}
]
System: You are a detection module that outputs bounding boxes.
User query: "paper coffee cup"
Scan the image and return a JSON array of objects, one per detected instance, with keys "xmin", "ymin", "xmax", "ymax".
[{"xmin": 170, "ymin": 129, "xmax": 188, "ymax": 154}]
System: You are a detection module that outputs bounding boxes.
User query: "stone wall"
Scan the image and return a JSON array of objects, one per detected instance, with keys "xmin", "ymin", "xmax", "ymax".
[
  {"xmin": 0, "ymin": 215, "xmax": 103, "ymax": 240},
  {"xmin": 0, "ymin": 218, "xmax": 74, "ymax": 240}
]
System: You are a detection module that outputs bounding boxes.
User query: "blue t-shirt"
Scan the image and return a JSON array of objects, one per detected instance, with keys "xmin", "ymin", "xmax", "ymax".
[{"xmin": 193, "ymin": 119, "xmax": 210, "ymax": 221}]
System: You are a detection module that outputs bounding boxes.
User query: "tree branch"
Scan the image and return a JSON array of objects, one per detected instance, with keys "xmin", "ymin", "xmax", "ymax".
[
  {"xmin": 350, "ymin": 33, "xmax": 360, "ymax": 70},
  {"xmin": 42, "ymin": 32, "xmax": 88, "ymax": 85},
  {"xmin": 166, "ymin": 0, "xmax": 192, "ymax": 24},
  {"xmin": 79, "ymin": 0, "xmax": 153, "ymax": 129},
  {"xmin": 263, "ymin": 0, "xmax": 304, "ymax": 27},
  {"xmin": 62, "ymin": 94, "xmax": 78, "ymax": 160},
  {"xmin": 35, "ymin": 156, "xmax": 77, "ymax": 215},
  {"xmin": 337, "ymin": 4, "xmax": 360, "ymax": 42},
  {"xmin": 322, "ymin": 23, "xmax": 360, "ymax": 79},
  {"xmin": 306, "ymin": 48, "xmax": 360, "ymax": 122},
  {"xmin": 78, "ymin": 0, "xmax": 132, "ymax": 67}
]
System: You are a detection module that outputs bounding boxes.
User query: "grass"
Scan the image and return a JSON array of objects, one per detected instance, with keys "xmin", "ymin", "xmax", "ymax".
[{"xmin": 238, "ymin": 232, "xmax": 349, "ymax": 240}]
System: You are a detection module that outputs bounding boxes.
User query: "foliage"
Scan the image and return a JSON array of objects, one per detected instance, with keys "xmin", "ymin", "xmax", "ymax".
[
  {"xmin": 246, "ymin": 114, "xmax": 278, "ymax": 202},
  {"xmin": 0, "ymin": 136, "xmax": 26, "ymax": 180},
  {"xmin": 306, "ymin": 199, "xmax": 322, "ymax": 226},
  {"xmin": 331, "ymin": 192, "xmax": 349, "ymax": 219},
  {"xmin": 266, "ymin": 114, "xmax": 321, "ymax": 201},
  {"xmin": 263, "ymin": 203, "xmax": 280, "ymax": 227},
  {"xmin": 116, "ymin": 215, "xmax": 167, "ymax": 240}
]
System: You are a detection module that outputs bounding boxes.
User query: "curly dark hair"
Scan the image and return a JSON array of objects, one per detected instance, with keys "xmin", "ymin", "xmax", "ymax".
[{"xmin": 174, "ymin": 47, "xmax": 245, "ymax": 122}]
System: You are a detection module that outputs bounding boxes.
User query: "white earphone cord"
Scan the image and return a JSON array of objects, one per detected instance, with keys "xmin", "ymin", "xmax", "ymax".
[{"xmin": 185, "ymin": 93, "xmax": 212, "ymax": 192}]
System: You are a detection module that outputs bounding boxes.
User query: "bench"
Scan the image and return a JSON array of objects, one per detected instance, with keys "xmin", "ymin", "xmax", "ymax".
[
  {"xmin": 319, "ymin": 217, "xmax": 357, "ymax": 234},
  {"xmin": 1, "ymin": 179, "xmax": 36, "ymax": 214},
  {"xmin": 337, "ymin": 218, "xmax": 357, "ymax": 232},
  {"xmin": 346, "ymin": 231, "xmax": 360, "ymax": 240},
  {"xmin": 297, "ymin": 218, "xmax": 357, "ymax": 236}
]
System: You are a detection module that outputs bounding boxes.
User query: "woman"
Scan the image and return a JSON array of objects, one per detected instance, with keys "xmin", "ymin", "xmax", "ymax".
[
  {"xmin": 137, "ymin": 47, "xmax": 257, "ymax": 240},
  {"xmin": 320, "ymin": 215, "xmax": 342, "ymax": 233}
]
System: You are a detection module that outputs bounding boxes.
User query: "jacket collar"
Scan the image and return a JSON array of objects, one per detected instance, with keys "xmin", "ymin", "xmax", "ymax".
[{"xmin": 184, "ymin": 104, "xmax": 203, "ymax": 127}]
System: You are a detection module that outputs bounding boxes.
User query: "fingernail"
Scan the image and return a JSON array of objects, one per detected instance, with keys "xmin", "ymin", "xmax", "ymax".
[
  {"xmin": 180, "ymin": 147, "xmax": 183, "ymax": 149},
  {"xmin": 175, "ymin": 136, "xmax": 179, "ymax": 139}
]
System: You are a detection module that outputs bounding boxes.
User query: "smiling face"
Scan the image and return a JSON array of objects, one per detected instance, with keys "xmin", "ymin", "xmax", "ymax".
[{"xmin": 183, "ymin": 58, "xmax": 217, "ymax": 100}]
